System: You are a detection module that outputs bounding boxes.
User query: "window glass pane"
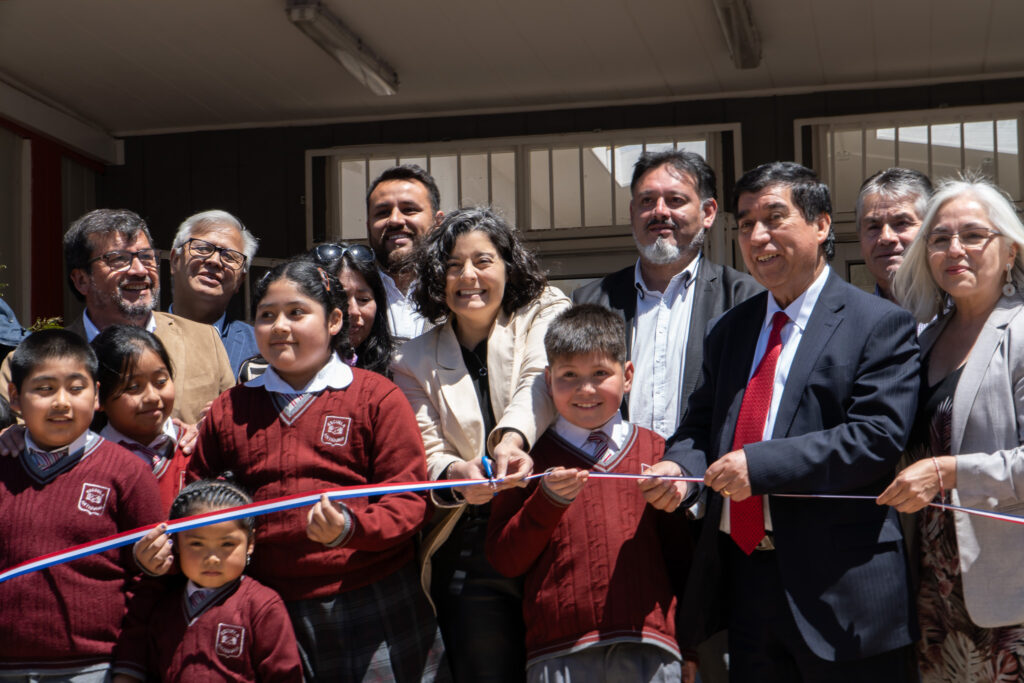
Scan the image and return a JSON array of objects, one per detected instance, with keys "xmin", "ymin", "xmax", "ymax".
[
  {"xmin": 460, "ymin": 153, "xmax": 489, "ymax": 207},
  {"xmin": 429, "ymin": 155, "xmax": 458, "ymax": 213},
  {"xmin": 552, "ymin": 147, "xmax": 581, "ymax": 229},
  {"xmin": 677, "ymin": 140, "xmax": 707, "ymax": 158},
  {"xmin": 930, "ymin": 123, "xmax": 962, "ymax": 181},
  {"xmin": 529, "ymin": 149, "xmax": 551, "ymax": 230},
  {"xmin": 399, "ymin": 156, "xmax": 427, "ymax": 169},
  {"xmin": 997, "ymin": 119, "xmax": 1020, "ymax": 200},
  {"xmin": 645, "ymin": 141, "xmax": 673, "ymax": 154},
  {"xmin": 340, "ymin": 160, "xmax": 366, "ymax": 241},
  {"xmin": 963, "ymin": 121, "xmax": 995, "ymax": 179},
  {"xmin": 490, "ymin": 152, "xmax": 516, "ymax": 225},
  {"xmin": 368, "ymin": 158, "xmax": 395, "ymax": 183},
  {"xmin": 897, "ymin": 126, "xmax": 929, "ymax": 176},
  {"xmin": 866, "ymin": 129, "xmax": 895, "ymax": 176},
  {"xmin": 614, "ymin": 144, "xmax": 642, "ymax": 225},
  {"xmin": 832, "ymin": 129, "xmax": 863, "ymax": 214},
  {"xmin": 583, "ymin": 146, "xmax": 613, "ymax": 226}
]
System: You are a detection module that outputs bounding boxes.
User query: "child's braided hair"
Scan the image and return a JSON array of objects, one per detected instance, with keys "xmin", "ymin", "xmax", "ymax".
[{"xmin": 169, "ymin": 474, "xmax": 255, "ymax": 538}]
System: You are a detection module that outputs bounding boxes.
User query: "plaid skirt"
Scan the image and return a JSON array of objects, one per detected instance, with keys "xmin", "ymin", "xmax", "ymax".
[{"xmin": 286, "ymin": 563, "xmax": 451, "ymax": 683}]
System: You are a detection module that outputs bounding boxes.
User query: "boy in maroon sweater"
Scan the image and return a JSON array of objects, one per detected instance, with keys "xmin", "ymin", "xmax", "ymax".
[
  {"xmin": 486, "ymin": 305, "xmax": 694, "ymax": 683},
  {"xmin": 0, "ymin": 330, "xmax": 163, "ymax": 680}
]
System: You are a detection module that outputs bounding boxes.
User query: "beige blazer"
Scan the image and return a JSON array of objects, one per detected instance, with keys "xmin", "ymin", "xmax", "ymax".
[
  {"xmin": 1, "ymin": 311, "xmax": 235, "ymax": 426},
  {"xmin": 391, "ymin": 285, "xmax": 571, "ymax": 594},
  {"xmin": 919, "ymin": 294, "xmax": 1024, "ymax": 627}
]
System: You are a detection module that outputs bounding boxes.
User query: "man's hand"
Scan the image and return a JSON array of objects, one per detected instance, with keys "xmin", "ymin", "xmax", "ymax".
[
  {"xmin": 172, "ymin": 419, "xmax": 199, "ymax": 455},
  {"xmin": 541, "ymin": 467, "xmax": 588, "ymax": 501},
  {"xmin": 448, "ymin": 458, "xmax": 499, "ymax": 505},
  {"xmin": 306, "ymin": 493, "xmax": 351, "ymax": 545},
  {"xmin": 0, "ymin": 424, "xmax": 25, "ymax": 457},
  {"xmin": 638, "ymin": 460, "xmax": 687, "ymax": 511},
  {"xmin": 704, "ymin": 449, "xmax": 752, "ymax": 501},
  {"xmin": 133, "ymin": 523, "xmax": 174, "ymax": 576},
  {"xmin": 491, "ymin": 430, "xmax": 534, "ymax": 487}
]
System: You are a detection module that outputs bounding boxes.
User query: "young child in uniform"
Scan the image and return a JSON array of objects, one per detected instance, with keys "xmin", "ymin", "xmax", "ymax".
[
  {"xmin": 0, "ymin": 329, "xmax": 164, "ymax": 680},
  {"xmin": 486, "ymin": 304, "xmax": 693, "ymax": 683},
  {"xmin": 134, "ymin": 259, "xmax": 449, "ymax": 682},
  {"xmin": 92, "ymin": 325, "xmax": 191, "ymax": 512},
  {"xmin": 115, "ymin": 478, "xmax": 302, "ymax": 682}
]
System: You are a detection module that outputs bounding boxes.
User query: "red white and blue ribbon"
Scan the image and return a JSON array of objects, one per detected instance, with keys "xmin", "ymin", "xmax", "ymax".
[{"xmin": 3, "ymin": 472, "xmax": 1023, "ymax": 585}]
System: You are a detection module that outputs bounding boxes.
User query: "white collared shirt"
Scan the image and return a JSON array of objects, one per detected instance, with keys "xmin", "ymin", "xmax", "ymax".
[
  {"xmin": 553, "ymin": 413, "xmax": 629, "ymax": 455},
  {"xmin": 100, "ymin": 418, "xmax": 178, "ymax": 452},
  {"xmin": 245, "ymin": 352, "xmax": 353, "ymax": 394},
  {"xmin": 82, "ymin": 310, "xmax": 157, "ymax": 341},
  {"xmin": 721, "ymin": 265, "xmax": 831, "ymax": 534},
  {"xmin": 26, "ymin": 429, "xmax": 98, "ymax": 464},
  {"xmin": 380, "ymin": 270, "xmax": 432, "ymax": 344},
  {"xmin": 628, "ymin": 255, "xmax": 701, "ymax": 438}
]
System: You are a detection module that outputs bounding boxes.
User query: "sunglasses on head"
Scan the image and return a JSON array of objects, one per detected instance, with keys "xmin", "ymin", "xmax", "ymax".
[{"xmin": 311, "ymin": 243, "xmax": 375, "ymax": 266}]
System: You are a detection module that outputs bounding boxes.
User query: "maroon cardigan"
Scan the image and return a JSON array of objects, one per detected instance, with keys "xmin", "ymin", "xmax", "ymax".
[
  {"xmin": 0, "ymin": 437, "xmax": 163, "ymax": 669},
  {"xmin": 188, "ymin": 369, "xmax": 431, "ymax": 601},
  {"xmin": 487, "ymin": 425, "xmax": 686, "ymax": 665}
]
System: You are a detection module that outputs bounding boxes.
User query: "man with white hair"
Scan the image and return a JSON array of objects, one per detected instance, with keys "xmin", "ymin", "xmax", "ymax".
[
  {"xmin": 168, "ymin": 210, "xmax": 260, "ymax": 377},
  {"xmin": 574, "ymin": 150, "xmax": 761, "ymax": 438}
]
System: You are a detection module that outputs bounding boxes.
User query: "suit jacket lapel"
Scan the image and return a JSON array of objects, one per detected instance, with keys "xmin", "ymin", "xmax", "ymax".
[
  {"xmin": 435, "ymin": 321, "xmax": 486, "ymax": 458},
  {"xmin": 682, "ymin": 263, "xmax": 717, "ymax": 407},
  {"xmin": 771, "ymin": 273, "xmax": 843, "ymax": 439},
  {"xmin": 608, "ymin": 268, "xmax": 638, "ymax": 357},
  {"xmin": 950, "ymin": 298, "xmax": 1020, "ymax": 453}
]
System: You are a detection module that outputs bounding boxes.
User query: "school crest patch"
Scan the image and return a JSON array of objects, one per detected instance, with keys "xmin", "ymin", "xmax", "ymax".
[
  {"xmin": 321, "ymin": 415, "xmax": 351, "ymax": 447},
  {"xmin": 78, "ymin": 483, "xmax": 111, "ymax": 516},
  {"xmin": 216, "ymin": 623, "xmax": 245, "ymax": 658}
]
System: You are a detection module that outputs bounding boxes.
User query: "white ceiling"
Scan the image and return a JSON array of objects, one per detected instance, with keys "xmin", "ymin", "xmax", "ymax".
[{"xmin": 1, "ymin": 0, "xmax": 1023, "ymax": 139}]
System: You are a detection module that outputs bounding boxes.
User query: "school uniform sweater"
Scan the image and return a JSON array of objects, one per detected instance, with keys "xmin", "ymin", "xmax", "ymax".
[
  {"xmin": 101, "ymin": 421, "xmax": 190, "ymax": 514},
  {"xmin": 486, "ymin": 424, "xmax": 684, "ymax": 666},
  {"xmin": 142, "ymin": 576, "xmax": 302, "ymax": 682},
  {"xmin": 0, "ymin": 436, "xmax": 163, "ymax": 669},
  {"xmin": 187, "ymin": 368, "xmax": 430, "ymax": 601}
]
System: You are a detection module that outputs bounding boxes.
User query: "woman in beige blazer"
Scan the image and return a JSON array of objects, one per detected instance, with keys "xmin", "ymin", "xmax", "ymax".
[
  {"xmin": 879, "ymin": 176, "xmax": 1024, "ymax": 682},
  {"xmin": 392, "ymin": 207, "xmax": 570, "ymax": 682}
]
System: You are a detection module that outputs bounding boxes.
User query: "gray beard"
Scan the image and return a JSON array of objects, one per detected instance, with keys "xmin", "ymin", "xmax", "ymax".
[
  {"xmin": 636, "ymin": 229, "xmax": 705, "ymax": 265},
  {"xmin": 101, "ymin": 281, "xmax": 159, "ymax": 324}
]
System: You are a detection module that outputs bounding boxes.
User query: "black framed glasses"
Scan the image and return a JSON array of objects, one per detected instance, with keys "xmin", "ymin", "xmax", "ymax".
[
  {"xmin": 87, "ymin": 248, "xmax": 158, "ymax": 271},
  {"xmin": 311, "ymin": 243, "xmax": 375, "ymax": 266},
  {"xmin": 185, "ymin": 237, "xmax": 247, "ymax": 270}
]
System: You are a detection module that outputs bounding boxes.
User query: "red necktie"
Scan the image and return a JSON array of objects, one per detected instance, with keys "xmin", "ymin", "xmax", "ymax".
[{"xmin": 730, "ymin": 311, "xmax": 789, "ymax": 554}]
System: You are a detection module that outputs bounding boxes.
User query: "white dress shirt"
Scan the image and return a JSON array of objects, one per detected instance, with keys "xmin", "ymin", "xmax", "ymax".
[
  {"xmin": 553, "ymin": 413, "xmax": 630, "ymax": 461},
  {"xmin": 245, "ymin": 352, "xmax": 353, "ymax": 394},
  {"xmin": 628, "ymin": 255, "xmax": 701, "ymax": 439},
  {"xmin": 721, "ymin": 265, "xmax": 831, "ymax": 534},
  {"xmin": 380, "ymin": 270, "xmax": 432, "ymax": 344},
  {"xmin": 82, "ymin": 310, "xmax": 156, "ymax": 341}
]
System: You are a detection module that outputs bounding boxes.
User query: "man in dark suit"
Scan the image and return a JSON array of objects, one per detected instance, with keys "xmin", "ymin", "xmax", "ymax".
[
  {"xmin": 641, "ymin": 162, "xmax": 920, "ymax": 682},
  {"xmin": 573, "ymin": 150, "xmax": 761, "ymax": 438}
]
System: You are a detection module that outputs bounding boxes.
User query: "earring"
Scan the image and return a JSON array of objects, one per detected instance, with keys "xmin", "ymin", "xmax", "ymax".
[
  {"xmin": 246, "ymin": 554, "xmax": 252, "ymax": 567},
  {"xmin": 1004, "ymin": 262, "xmax": 1017, "ymax": 297}
]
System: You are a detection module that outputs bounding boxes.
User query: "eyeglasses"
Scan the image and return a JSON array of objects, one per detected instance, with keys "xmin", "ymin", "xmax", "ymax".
[
  {"xmin": 185, "ymin": 237, "xmax": 247, "ymax": 270},
  {"xmin": 311, "ymin": 243, "xmax": 375, "ymax": 266},
  {"xmin": 87, "ymin": 248, "xmax": 158, "ymax": 271},
  {"xmin": 926, "ymin": 228, "xmax": 1003, "ymax": 252}
]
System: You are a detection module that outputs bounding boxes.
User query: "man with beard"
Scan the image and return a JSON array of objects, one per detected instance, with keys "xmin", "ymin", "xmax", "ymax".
[
  {"xmin": 574, "ymin": 150, "xmax": 761, "ymax": 438},
  {"xmin": 855, "ymin": 168, "xmax": 933, "ymax": 301},
  {"xmin": 168, "ymin": 209, "xmax": 260, "ymax": 378},
  {"xmin": 0, "ymin": 209, "xmax": 234, "ymax": 424},
  {"xmin": 365, "ymin": 164, "xmax": 444, "ymax": 343}
]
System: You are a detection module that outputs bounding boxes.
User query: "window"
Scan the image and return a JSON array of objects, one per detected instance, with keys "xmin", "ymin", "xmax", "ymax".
[
  {"xmin": 305, "ymin": 126, "xmax": 739, "ymax": 280},
  {"xmin": 797, "ymin": 106, "xmax": 1024, "ymax": 218}
]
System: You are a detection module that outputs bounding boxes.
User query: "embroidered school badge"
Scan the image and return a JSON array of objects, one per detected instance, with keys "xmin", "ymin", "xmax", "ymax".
[
  {"xmin": 216, "ymin": 623, "xmax": 246, "ymax": 658},
  {"xmin": 321, "ymin": 415, "xmax": 351, "ymax": 447},
  {"xmin": 77, "ymin": 483, "xmax": 111, "ymax": 516}
]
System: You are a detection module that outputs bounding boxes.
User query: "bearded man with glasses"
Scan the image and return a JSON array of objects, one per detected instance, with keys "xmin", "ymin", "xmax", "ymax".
[
  {"xmin": 0, "ymin": 209, "xmax": 235, "ymax": 425},
  {"xmin": 169, "ymin": 210, "xmax": 260, "ymax": 378}
]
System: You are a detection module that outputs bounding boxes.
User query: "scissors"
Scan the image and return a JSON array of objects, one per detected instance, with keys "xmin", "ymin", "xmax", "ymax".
[{"xmin": 482, "ymin": 455, "xmax": 498, "ymax": 493}]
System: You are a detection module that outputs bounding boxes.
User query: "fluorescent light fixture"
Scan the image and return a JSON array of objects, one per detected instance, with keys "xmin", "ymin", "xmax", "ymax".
[
  {"xmin": 286, "ymin": 0, "xmax": 399, "ymax": 96},
  {"xmin": 712, "ymin": 0, "xmax": 761, "ymax": 70}
]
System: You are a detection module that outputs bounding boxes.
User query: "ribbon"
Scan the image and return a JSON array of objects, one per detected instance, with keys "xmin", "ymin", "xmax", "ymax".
[{"xmin": 3, "ymin": 472, "xmax": 1022, "ymax": 584}]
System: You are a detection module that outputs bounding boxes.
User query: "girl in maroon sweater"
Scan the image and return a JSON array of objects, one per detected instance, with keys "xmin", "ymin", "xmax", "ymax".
[
  {"xmin": 92, "ymin": 326, "xmax": 191, "ymax": 513},
  {"xmin": 135, "ymin": 260, "xmax": 449, "ymax": 683},
  {"xmin": 118, "ymin": 479, "xmax": 303, "ymax": 682}
]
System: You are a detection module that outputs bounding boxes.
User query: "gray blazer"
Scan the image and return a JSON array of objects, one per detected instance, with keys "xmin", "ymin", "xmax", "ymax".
[{"xmin": 919, "ymin": 294, "xmax": 1024, "ymax": 627}]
